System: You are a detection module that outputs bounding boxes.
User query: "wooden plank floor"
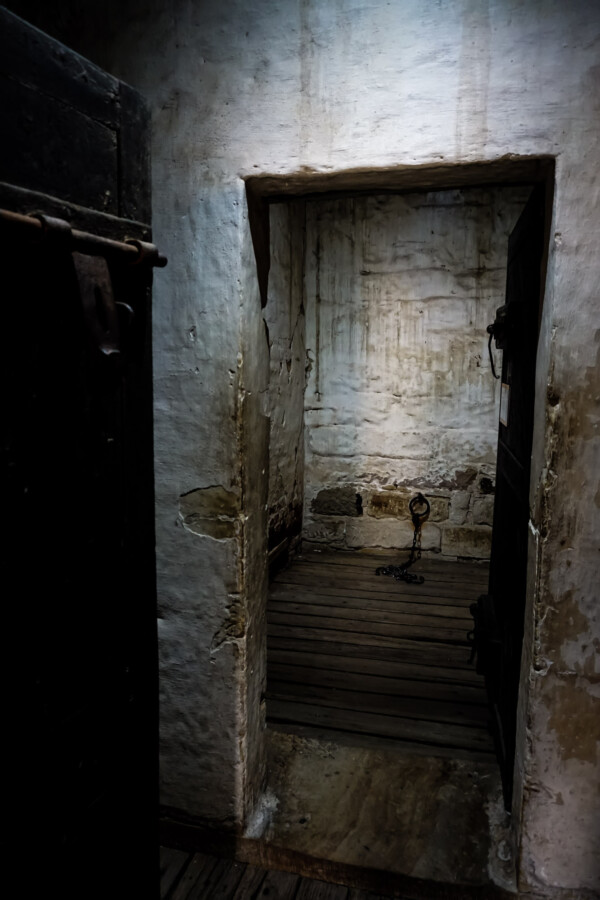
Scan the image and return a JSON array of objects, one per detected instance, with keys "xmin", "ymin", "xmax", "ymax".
[
  {"xmin": 267, "ymin": 549, "xmax": 494, "ymax": 760},
  {"xmin": 160, "ymin": 846, "xmax": 396, "ymax": 899}
]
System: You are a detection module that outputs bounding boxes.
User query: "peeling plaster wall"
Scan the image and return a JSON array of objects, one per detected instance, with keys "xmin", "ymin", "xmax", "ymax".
[
  {"xmin": 16, "ymin": 0, "xmax": 600, "ymax": 892},
  {"xmin": 301, "ymin": 188, "xmax": 528, "ymax": 558}
]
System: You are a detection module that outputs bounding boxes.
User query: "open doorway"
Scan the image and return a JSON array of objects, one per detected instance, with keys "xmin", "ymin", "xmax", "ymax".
[{"xmin": 247, "ymin": 163, "xmax": 551, "ymax": 890}]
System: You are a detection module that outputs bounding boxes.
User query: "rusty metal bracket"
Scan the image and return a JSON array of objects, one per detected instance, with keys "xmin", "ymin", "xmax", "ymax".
[
  {"xmin": 33, "ymin": 213, "xmax": 73, "ymax": 247},
  {"xmin": 124, "ymin": 238, "xmax": 161, "ymax": 266}
]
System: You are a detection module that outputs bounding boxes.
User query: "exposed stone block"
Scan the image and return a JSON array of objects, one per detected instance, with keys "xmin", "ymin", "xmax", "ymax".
[
  {"xmin": 478, "ymin": 476, "xmax": 495, "ymax": 494},
  {"xmin": 303, "ymin": 517, "xmax": 346, "ymax": 545},
  {"xmin": 368, "ymin": 490, "xmax": 449, "ymax": 522},
  {"xmin": 472, "ymin": 495, "xmax": 495, "ymax": 526},
  {"xmin": 346, "ymin": 517, "xmax": 441, "ymax": 551},
  {"xmin": 442, "ymin": 525, "xmax": 492, "ymax": 559},
  {"xmin": 449, "ymin": 491, "xmax": 471, "ymax": 525},
  {"xmin": 311, "ymin": 486, "xmax": 363, "ymax": 516}
]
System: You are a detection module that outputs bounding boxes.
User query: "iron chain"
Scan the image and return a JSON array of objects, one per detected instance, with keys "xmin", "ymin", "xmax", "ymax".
[{"xmin": 375, "ymin": 493, "xmax": 430, "ymax": 585}]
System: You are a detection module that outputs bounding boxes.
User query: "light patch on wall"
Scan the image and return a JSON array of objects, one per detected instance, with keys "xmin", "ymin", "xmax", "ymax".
[
  {"xmin": 179, "ymin": 485, "xmax": 240, "ymax": 540},
  {"xmin": 298, "ymin": 187, "xmax": 529, "ymax": 558}
]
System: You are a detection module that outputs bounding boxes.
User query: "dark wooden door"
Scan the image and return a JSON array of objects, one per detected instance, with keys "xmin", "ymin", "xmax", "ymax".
[
  {"xmin": 484, "ymin": 185, "xmax": 546, "ymax": 806},
  {"xmin": 1, "ymin": 9, "xmax": 158, "ymax": 897}
]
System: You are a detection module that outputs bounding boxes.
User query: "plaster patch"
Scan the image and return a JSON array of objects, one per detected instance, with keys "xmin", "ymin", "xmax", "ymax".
[
  {"xmin": 179, "ymin": 485, "xmax": 240, "ymax": 540},
  {"xmin": 546, "ymin": 677, "xmax": 600, "ymax": 764},
  {"xmin": 485, "ymin": 788, "xmax": 517, "ymax": 892},
  {"xmin": 244, "ymin": 789, "xmax": 279, "ymax": 839},
  {"xmin": 210, "ymin": 593, "xmax": 246, "ymax": 654},
  {"xmin": 544, "ymin": 589, "xmax": 596, "ymax": 675}
]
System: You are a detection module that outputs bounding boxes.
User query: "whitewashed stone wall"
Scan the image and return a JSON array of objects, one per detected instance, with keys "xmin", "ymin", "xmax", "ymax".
[
  {"xmin": 31, "ymin": 0, "xmax": 600, "ymax": 894},
  {"xmin": 301, "ymin": 188, "xmax": 529, "ymax": 559}
]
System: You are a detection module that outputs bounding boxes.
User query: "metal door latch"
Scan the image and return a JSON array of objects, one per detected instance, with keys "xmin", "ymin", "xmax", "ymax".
[
  {"xmin": 73, "ymin": 251, "xmax": 122, "ymax": 361},
  {"xmin": 487, "ymin": 304, "xmax": 508, "ymax": 379}
]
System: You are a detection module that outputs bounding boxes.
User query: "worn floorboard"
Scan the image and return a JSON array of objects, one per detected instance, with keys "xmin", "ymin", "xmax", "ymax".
[
  {"xmin": 160, "ymin": 846, "xmax": 392, "ymax": 900},
  {"xmin": 267, "ymin": 549, "xmax": 493, "ymax": 759}
]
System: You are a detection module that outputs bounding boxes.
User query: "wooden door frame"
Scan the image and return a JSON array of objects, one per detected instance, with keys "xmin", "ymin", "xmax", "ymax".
[{"xmin": 246, "ymin": 156, "xmax": 555, "ymax": 822}]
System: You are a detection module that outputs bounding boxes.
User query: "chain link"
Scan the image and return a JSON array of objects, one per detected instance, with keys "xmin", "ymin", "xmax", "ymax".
[{"xmin": 375, "ymin": 493, "xmax": 430, "ymax": 585}]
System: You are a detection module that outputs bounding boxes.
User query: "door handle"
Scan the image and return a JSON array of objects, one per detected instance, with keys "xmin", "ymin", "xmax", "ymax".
[
  {"xmin": 487, "ymin": 304, "xmax": 508, "ymax": 349},
  {"xmin": 486, "ymin": 304, "xmax": 509, "ymax": 379}
]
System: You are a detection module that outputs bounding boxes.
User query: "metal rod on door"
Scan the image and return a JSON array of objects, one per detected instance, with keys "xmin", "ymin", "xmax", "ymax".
[{"xmin": 0, "ymin": 207, "xmax": 168, "ymax": 268}]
